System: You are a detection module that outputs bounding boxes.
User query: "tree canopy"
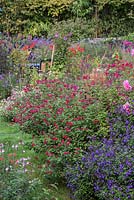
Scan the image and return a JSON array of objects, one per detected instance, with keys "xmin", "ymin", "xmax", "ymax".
[{"xmin": 0, "ymin": 0, "xmax": 134, "ymax": 37}]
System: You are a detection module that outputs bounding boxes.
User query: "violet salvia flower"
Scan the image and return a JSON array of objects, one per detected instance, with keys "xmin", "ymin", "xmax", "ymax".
[
  {"xmin": 65, "ymin": 103, "xmax": 134, "ymax": 200},
  {"xmin": 123, "ymin": 80, "xmax": 132, "ymax": 91}
]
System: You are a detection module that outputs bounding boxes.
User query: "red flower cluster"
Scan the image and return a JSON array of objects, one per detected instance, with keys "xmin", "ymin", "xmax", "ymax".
[
  {"xmin": 21, "ymin": 41, "xmax": 37, "ymax": 51},
  {"xmin": 68, "ymin": 44, "xmax": 85, "ymax": 55}
]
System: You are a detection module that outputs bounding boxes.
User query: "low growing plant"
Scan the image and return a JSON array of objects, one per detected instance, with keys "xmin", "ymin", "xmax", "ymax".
[{"xmin": 65, "ymin": 103, "xmax": 134, "ymax": 200}]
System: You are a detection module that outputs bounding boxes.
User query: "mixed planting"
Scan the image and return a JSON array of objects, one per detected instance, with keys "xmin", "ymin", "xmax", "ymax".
[{"xmin": 0, "ymin": 32, "xmax": 134, "ymax": 199}]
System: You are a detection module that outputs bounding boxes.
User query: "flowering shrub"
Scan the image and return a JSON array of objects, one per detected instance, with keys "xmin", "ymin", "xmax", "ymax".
[
  {"xmin": 2, "ymin": 72, "xmax": 134, "ymax": 179},
  {"xmin": 65, "ymin": 79, "xmax": 134, "ymax": 200},
  {"xmin": 1, "ymin": 33, "xmax": 134, "ymax": 196},
  {"xmin": 0, "ymin": 35, "xmax": 42, "ymax": 97},
  {"xmin": 1, "ymin": 78, "xmax": 111, "ymax": 179},
  {"xmin": 65, "ymin": 104, "xmax": 134, "ymax": 200}
]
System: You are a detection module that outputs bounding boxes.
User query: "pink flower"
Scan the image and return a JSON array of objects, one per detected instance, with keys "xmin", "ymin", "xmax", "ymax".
[
  {"xmin": 56, "ymin": 107, "xmax": 64, "ymax": 115},
  {"xmin": 54, "ymin": 33, "xmax": 59, "ymax": 38},
  {"xmin": 71, "ymin": 84, "xmax": 79, "ymax": 91},
  {"xmin": 66, "ymin": 121, "xmax": 73, "ymax": 126},
  {"xmin": 123, "ymin": 80, "xmax": 132, "ymax": 91},
  {"xmin": 66, "ymin": 141, "xmax": 71, "ymax": 146},
  {"xmin": 52, "ymin": 137, "xmax": 58, "ymax": 141},
  {"xmin": 123, "ymin": 102, "xmax": 131, "ymax": 113},
  {"xmin": 63, "ymin": 152, "xmax": 70, "ymax": 155},
  {"xmin": 131, "ymin": 49, "xmax": 134, "ymax": 56},
  {"xmin": 30, "ymin": 109, "xmax": 38, "ymax": 113}
]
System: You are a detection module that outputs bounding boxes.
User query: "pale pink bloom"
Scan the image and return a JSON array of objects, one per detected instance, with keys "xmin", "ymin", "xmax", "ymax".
[
  {"xmin": 131, "ymin": 49, "xmax": 134, "ymax": 56},
  {"xmin": 123, "ymin": 80, "xmax": 132, "ymax": 91},
  {"xmin": 123, "ymin": 102, "xmax": 131, "ymax": 113},
  {"xmin": 54, "ymin": 33, "xmax": 59, "ymax": 38}
]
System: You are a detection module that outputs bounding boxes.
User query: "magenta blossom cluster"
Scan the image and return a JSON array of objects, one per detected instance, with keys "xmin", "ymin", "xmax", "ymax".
[
  {"xmin": 123, "ymin": 80, "xmax": 132, "ymax": 91},
  {"xmin": 122, "ymin": 80, "xmax": 133, "ymax": 114}
]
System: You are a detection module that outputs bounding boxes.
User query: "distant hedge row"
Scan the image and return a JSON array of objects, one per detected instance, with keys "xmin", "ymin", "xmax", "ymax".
[{"xmin": 0, "ymin": 0, "xmax": 134, "ymax": 38}]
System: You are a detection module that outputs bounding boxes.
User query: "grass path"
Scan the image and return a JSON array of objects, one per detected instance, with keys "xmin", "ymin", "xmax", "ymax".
[
  {"xmin": 0, "ymin": 119, "xmax": 31, "ymax": 143},
  {"xmin": 0, "ymin": 118, "xmax": 71, "ymax": 200}
]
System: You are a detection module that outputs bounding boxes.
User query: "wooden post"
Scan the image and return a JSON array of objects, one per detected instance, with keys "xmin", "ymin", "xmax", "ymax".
[
  {"xmin": 40, "ymin": 62, "xmax": 46, "ymax": 72},
  {"xmin": 50, "ymin": 44, "xmax": 55, "ymax": 68}
]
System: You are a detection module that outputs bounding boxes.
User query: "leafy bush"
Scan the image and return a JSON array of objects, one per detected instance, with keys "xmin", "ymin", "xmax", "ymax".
[
  {"xmin": 48, "ymin": 18, "xmax": 95, "ymax": 42},
  {"xmin": 65, "ymin": 104, "xmax": 134, "ymax": 200},
  {"xmin": 1, "ymin": 78, "xmax": 111, "ymax": 179}
]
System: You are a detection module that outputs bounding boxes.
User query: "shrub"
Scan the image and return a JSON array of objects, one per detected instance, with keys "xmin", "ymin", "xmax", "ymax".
[
  {"xmin": 1, "ymin": 78, "xmax": 110, "ymax": 180},
  {"xmin": 2, "ymin": 74, "xmax": 134, "ymax": 179},
  {"xmin": 65, "ymin": 103, "xmax": 134, "ymax": 200},
  {"xmin": 48, "ymin": 18, "xmax": 95, "ymax": 42}
]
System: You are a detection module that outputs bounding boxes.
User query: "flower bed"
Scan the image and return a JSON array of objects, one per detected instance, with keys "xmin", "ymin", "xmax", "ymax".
[{"xmin": 0, "ymin": 33, "xmax": 134, "ymax": 199}]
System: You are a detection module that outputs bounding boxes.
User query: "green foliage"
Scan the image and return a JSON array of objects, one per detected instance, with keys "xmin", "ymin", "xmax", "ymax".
[
  {"xmin": 48, "ymin": 18, "xmax": 95, "ymax": 41},
  {"xmin": 1, "ymin": 0, "xmax": 134, "ymax": 37},
  {"xmin": 122, "ymin": 32, "xmax": 134, "ymax": 42},
  {"xmin": 24, "ymin": 21, "xmax": 50, "ymax": 37},
  {"xmin": 45, "ymin": 0, "xmax": 73, "ymax": 17},
  {"xmin": 0, "ymin": 0, "xmax": 73, "ymax": 34},
  {"xmin": 0, "ymin": 172, "xmax": 43, "ymax": 200},
  {"xmin": 70, "ymin": 0, "xmax": 93, "ymax": 18}
]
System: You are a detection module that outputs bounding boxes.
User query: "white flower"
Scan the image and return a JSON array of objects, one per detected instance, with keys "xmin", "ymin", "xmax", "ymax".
[
  {"xmin": 15, "ymin": 145, "xmax": 18, "ymax": 149},
  {"xmin": 5, "ymin": 167, "xmax": 9, "ymax": 172},
  {"xmin": 0, "ymin": 149, "xmax": 4, "ymax": 153}
]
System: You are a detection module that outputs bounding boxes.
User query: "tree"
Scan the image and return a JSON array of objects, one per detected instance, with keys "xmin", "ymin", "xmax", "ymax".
[{"xmin": 0, "ymin": 0, "xmax": 74, "ymax": 34}]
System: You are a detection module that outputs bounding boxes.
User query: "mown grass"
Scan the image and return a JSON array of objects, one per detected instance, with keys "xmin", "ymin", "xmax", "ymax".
[
  {"xmin": 0, "ymin": 119, "xmax": 31, "ymax": 143},
  {"xmin": 0, "ymin": 118, "xmax": 71, "ymax": 200}
]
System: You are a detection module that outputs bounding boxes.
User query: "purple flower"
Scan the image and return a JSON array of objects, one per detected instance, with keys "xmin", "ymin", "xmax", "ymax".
[
  {"xmin": 0, "ymin": 74, "xmax": 4, "ymax": 80},
  {"xmin": 63, "ymin": 36, "xmax": 68, "ymax": 41}
]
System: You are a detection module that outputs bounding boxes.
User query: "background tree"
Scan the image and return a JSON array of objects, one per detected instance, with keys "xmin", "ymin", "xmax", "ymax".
[
  {"xmin": 0, "ymin": 0, "xmax": 73, "ymax": 35},
  {"xmin": 0, "ymin": 0, "xmax": 134, "ymax": 37}
]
